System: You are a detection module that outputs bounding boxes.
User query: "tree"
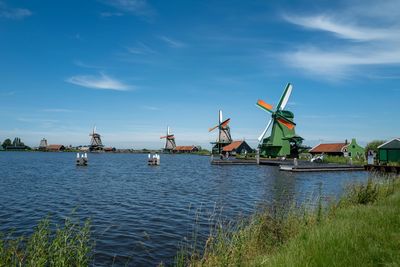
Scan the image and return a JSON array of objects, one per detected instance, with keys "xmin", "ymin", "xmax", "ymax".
[
  {"xmin": 2, "ymin": 138, "xmax": 12, "ymax": 149},
  {"xmin": 365, "ymin": 140, "xmax": 386, "ymax": 154}
]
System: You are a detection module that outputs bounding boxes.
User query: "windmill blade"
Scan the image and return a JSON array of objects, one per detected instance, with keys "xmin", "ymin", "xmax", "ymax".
[
  {"xmin": 160, "ymin": 136, "xmax": 167, "ymax": 139},
  {"xmin": 258, "ymin": 118, "xmax": 273, "ymax": 142},
  {"xmin": 277, "ymin": 118, "xmax": 295, "ymax": 130},
  {"xmin": 256, "ymin": 99, "xmax": 274, "ymax": 113},
  {"xmin": 277, "ymin": 83, "xmax": 293, "ymax": 110},
  {"xmin": 220, "ymin": 118, "xmax": 230, "ymax": 128},
  {"xmin": 167, "ymin": 126, "xmax": 170, "ymax": 135},
  {"xmin": 208, "ymin": 125, "xmax": 218, "ymax": 132},
  {"xmin": 219, "ymin": 110, "xmax": 223, "ymax": 124}
]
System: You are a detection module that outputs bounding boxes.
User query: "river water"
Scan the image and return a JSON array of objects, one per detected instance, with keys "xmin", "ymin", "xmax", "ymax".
[{"xmin": 0, "ymin": 152, "xmax": 371, "ymax": 266}]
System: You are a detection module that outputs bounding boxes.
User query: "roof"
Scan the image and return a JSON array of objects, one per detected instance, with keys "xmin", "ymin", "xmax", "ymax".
[
  {"xmin": 309, "ymin": 143, "xmax": 347, "ymax": 153},
  {"xmin": 174, "ymin": 146, "xmax": 197, "ymax": 151},
  {"xmin": 222, "ymin": 141, "xmax": 244, "ymax": 152},
  {"xmin": 378, "ymin": 138, "xmax": 400, "ymax": 149},
  {"xmin": 47, "ymin": 144, "xmax": 65, "ymax": 150}
]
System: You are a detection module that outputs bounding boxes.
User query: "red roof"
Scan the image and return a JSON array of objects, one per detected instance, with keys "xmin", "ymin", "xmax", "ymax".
[
  {"xmin": 309, "ymin": 143, "xmax": 347, "ymax": 153},
  {"xmin": 174, "ymin": 146, "xmax": 197, "ymax": 151},
  {"xmin": 47, "ymin": 144, "xmax": 65, "ymax": 150},
  {"xmin": 222, "ymin": 141, "xmax": 243, "ymax": 152}
]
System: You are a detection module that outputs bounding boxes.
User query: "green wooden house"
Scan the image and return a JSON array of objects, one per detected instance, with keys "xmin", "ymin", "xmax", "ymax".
[
  {"xmin": 378, "ymin": 138, "xmax": 400, "ymax": 164},
  {"xmin": 343, "ymin": 138, "xmax": 365, "ymax": 159}
]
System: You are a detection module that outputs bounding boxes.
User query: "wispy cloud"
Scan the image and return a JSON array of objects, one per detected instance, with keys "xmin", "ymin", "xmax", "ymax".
[
  {"xmin": 142, "ymin": 105, "xmax": 160, "ymax": 111},
  {"xmin": 100, "ymin": 11, "xmax": 124, "ymax": 17},
  {"xmin": 66, "ymin": 73, "xmax": 130, "ymax": 91},
  {"xmin": 0, "ymin": 1, "xmax": 31, "ymax": 20},
  {"xmin": 283, "ymin": 14, "xmax": 396, "ymax": 42},
  {"xmin": 42, "ymin": 108, "xmax": 75, "ymax": 113},
  {"xmin": 126, "ymin": 42, "xmax": 156, "ymax": 55},
  {"xmin": 99, "ymin": 0, "xmax": 154, "ymax": 17},
  {"xmin": 159, "ymin": 36, "xmax": 186, "ymax": 48},
  {"xmin": 281, "ymin": 0, "xmax": 400, "ymax": 79},
  {"xmin": 0, "ymin": 91, "xmax": 15, "ymax": 96},
  {"xmin": 73, "ymin": 60, "xmax": 104, "ymax": 69}
]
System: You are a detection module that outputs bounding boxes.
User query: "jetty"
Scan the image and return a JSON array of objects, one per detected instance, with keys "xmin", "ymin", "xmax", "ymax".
[
  {"xmin": 280, "ymin": 164, "xmax": 365, "ymax": 172},
  {"xmin": 364, "ymin": 164, "xmax": 400, "ymax": 174},
  {"xmin": 211, "ymin": 157, "xmax": 366, "ymax": 172}
]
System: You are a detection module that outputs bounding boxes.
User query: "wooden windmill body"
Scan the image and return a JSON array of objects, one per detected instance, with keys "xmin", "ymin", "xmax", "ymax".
[
  {"xmin": 160, "ymin": 126, "xmax": 176, "ymax": 153},
  {"xmin": 89, "ymin": 126, "xmax": 104, "ymax": 152},
  {"xmin": 256, "ymin": 83, "xmax": 303, "ymax": 158},
  {"xmin": 209, "ymin": 110, "xmax": 232, "ymax": 154}
]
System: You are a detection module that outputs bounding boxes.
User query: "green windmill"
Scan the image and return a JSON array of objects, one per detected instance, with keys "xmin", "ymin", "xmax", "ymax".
[{"xmin": 256, "ymin": 83, "xmax": 303, "ymax": 158}]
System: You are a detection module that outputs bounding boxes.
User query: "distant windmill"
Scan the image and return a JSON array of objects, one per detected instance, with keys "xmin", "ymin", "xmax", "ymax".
[
  {"xmin": 160, "ymin": 126, "xmax": 176, "ymax": 153},
  {"xmin": 89, "ymin": 126, "xmax": 104, "ymax": 152},
  {"xmin": 256, "ymin": 83, "xmax": 303, "ymax": 158},
  {"xmin": 209, "ymin": 110, "xmax": 232, "ymax": 154}
]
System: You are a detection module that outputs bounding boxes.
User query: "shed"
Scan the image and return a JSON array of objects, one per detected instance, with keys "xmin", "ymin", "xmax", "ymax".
[
  {"xmin": 309, "ymin": 138, "xmax": 364, "ymax": 158},
  {"xmin": 173, "ymin": 146, "xmax": 199, "ymax": 153},
  {"xmin": 378, "ymin": 138, "xmax": 400, "ymax": 164},
  {"xmin": 47, "ymin": 144, "xmax": 65, "ymax": 152},
  {"xmin": 309, "ymin": 143, "xmax": 347, "ymax": 156},
  {"xmin": 222, "ymin": 140, "xmax": 253, "ymax": 155}
]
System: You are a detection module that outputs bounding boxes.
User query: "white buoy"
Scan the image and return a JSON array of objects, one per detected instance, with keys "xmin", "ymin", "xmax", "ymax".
[
  {"xmin": 77, "ymin": 153, "xmax": 80, "ymax": 158},
  {"xmin": 84, "ymin": 153, "xmax": 87, "ymax": 158}
]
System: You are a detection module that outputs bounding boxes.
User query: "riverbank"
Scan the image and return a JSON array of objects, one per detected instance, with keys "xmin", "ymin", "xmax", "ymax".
[{"xmin": 176, "ymin": 175, "xmax": 400, "ymax": 266}]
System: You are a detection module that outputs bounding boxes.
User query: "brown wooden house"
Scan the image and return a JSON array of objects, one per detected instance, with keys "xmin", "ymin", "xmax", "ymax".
[
  {"xmin": 173, "ymin": 146, "xmax": 199, "ymax": 153},
  {"xmin": 222, "ymin": 140, "xmax": 253, "ymax": 156}
]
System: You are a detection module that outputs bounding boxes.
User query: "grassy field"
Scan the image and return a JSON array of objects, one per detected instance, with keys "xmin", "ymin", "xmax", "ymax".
[
  {"xmin": 0, "ymin": 216, "xmax": 91, "ymax": 266},
  {"xmin": 176, "ymin": 175, "xmax": 400, "ymax": 266},
  {"xmin": 322, "ymin": 155, "xmax": 366, "ymax": 165}
]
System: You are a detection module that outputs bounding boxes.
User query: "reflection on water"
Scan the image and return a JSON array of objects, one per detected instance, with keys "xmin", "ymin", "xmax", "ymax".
[{"xmin": 0, "ymin": 152, "xmax": 371, "ymax": 266}]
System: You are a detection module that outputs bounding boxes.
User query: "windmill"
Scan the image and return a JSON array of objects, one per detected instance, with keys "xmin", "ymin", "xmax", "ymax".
[
  {"xmin": 256, "ymin": 83, "xmax": 303, "ymax": 158},
  {"xmin": 209, "ymin": 110, "xmax": 232, "ymax": 154},
  {"xmin": 89, "ymin": 126, "xmax": 104, "ymax": 151},
  {"xmin": 160, "ymin": 126, "xmax": 176, "ymax": 153}
]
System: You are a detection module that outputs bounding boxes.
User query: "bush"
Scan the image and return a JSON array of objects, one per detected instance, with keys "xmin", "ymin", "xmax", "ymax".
[{"xmin": 0, "ymin": 216, "xmax": 92, "ymax": 266}]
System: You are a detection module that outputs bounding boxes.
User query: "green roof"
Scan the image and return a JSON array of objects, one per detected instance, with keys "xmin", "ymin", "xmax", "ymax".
[{"xmin": 378, "ymin": 138, "xmax": 400, "ymax": 149}]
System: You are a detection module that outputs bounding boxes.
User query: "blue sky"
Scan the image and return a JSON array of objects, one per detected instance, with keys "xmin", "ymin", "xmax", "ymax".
[{"xmin": 0, "ymin": 0, "xmax": 399, "ymax": 149}]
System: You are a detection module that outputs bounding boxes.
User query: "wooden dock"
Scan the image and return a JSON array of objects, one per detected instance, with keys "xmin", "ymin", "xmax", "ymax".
[
  {"xmin": 280, "ymin": 164, "xmax": 365, "ymax": 172},
  {"xmin": 364, "ymin": 164, "xmax": 400, "ymax": 174},
  {"xmin": 211, "ymin": 158, "xmax": 366, "ymax": 172},
  {"xmin": 211, "ymin": 159, "xmax": 257, "ymax": 165}
]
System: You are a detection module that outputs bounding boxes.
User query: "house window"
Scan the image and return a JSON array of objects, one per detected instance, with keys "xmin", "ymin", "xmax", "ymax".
[
  {"xmin": 352, "ymin": 145, "xmax": 355, "ymax": 149},
  {"xmin": 348, "ymin": 152, "xmax": 352, "ymax": 157}
]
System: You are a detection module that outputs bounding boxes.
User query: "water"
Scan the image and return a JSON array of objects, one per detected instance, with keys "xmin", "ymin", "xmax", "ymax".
[{"xmin": 0, "ymin": 152, "xmax": 371, "ymax": 266}]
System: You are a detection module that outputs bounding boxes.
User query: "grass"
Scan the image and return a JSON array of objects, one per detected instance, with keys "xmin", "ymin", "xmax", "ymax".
[
  {"xmin": 0, "ymin": 216, "xmax": 92, "ymax": 266},
  {"xmin": 176, "ymin": 175, "xmax": 400, "ymax": 267},
  {"xmin": 322, "ymin": 155, "xmax": 366, "ymax": 165}
]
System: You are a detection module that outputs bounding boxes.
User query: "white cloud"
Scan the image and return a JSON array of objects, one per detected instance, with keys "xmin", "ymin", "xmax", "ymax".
[
  {"xmin": 126, "ymin": 42, "xmax": 156, "ymax": 54},
  {"xmin": 142, "ymin": 105, "xmax": 160, "ymax": 111},
  {"xmin": 66, "ymin": 73, "xmax": 130, "ymax": 91},
  {"xmin": 0, "ymin": 1, "xmax": 31, "ymax": 20},
  {"xmin": 99, "ymin": 0, "xmax": 154, "ymax": 17},
  {"xmin": 283, "ymin": 14, "xmax": 397, "ymax": 42},
  {"xmin": 100, "ymin": 11, "xmax": 124, "ymax": 17},
  {"xmin": 282, "ymin": 0, "xmax": 400, "ymax": 79},
  {"xmin": 159, "ymin": 36, "xmax": 185, "ymax": 48}
]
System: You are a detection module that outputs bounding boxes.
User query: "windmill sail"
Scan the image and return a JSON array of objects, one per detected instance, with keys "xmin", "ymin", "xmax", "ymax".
[
  {"xmin": 256, "ymin": 83, "xmax": 303, "ymax": 158},
  {"xmin": 89, "ymin": 126, "xmax": 104, "ymax": 151},
  {"xmin": 160, "ymin": 126, "xmax": 176, "ymax": 151}
]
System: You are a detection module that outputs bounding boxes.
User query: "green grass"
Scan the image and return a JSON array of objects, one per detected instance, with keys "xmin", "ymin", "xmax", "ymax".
[
  {"xmin": 322, "ymin": 155, "xmax": 366, "ymax": 165},
  {"xmin": 0, "ymin": 216, "xmax": 92, "ymax": 266},
  {"xmin": 176, "ymin": 176, "xmax": 400, "ymax": 267}
]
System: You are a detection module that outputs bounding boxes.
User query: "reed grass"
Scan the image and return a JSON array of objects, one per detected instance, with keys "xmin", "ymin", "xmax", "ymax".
[
  {"xmin": 176, "ymin": 175, "xmax": 400, "ymax": 267},
  {"xmin": 0, "ymin": 216, "xmax": 92, "ymax": 266}
]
